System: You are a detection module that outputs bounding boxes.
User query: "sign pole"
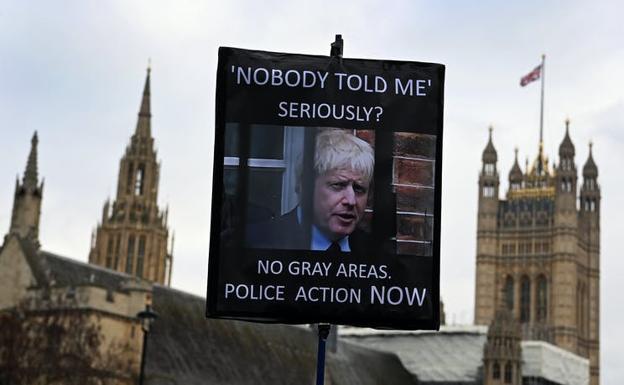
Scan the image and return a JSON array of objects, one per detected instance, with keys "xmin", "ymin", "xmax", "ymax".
[
  {"xmin": 316, "ymin": 324, "xmax": 331, "ymax": 385},
  {"xmin": 313, "ymin": 36, "xmax": 342, "ymax": 385},
  {"xmin": 330, "ymin": 34, "xmax": 343, "ymax": 59}
]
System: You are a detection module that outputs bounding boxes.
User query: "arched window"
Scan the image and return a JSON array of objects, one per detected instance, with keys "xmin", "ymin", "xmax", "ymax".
[
  {"xmin": 105, "ymin": 238, "xmax": 114, "ymax": 268},
  {"xmin": 136, "ymin": 235, "xmax": 146, "ymax": 278},
  {"xmin": 537, "ymin": 275, "xmax": 548, "ymax": 321},
  {"xmin": 485, "ymin": 163, "xmax": 495, "ymax": 176},
  {"xmin": 493, "ymin": 362, "xmax": 501, "ymax": 379},
  {"xmin": 113, "ymin": 235, "xmax": 121, "ymax": 270},
  {"xmin": 125, "ymin": 235, "xmax": 135, "ymax": 274},
  {"xmin": 520, "ymin": 276, "xmax": 531, "ymax": 323},
  {"xmin": 505, "ymin": 276, "xmax": 514, "ymax": 313},
  {"xmin": 135, "ymin": 164, "xmax": 145, "ymax": 196},
  {"xmin": 126, "ymin": 162, "xmax": 134, "ymax": 194},
  {"xmin": 504, "ymin": 362, "xmax": 513, "ymax": 383}
]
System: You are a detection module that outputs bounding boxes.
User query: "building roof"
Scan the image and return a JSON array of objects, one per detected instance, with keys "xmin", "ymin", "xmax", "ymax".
[
  {"xmin": 342, "ymin": 325, "xmax": 487, "ymax": 385},
  {"xmin": 40, "ymin": 250, "xmax": 133, "ymax": 289},
  {"xmin": 523, "ymin": 341, "xmax": 589, "ymax": 385},
  {"xmin": 146, "ymin": 285, "xmax": 418, "ymax": 385},
  {"xmin": 341, "ymin": 325, "xmax": 589, "ymax": 385},
  {"xmin": 30, "ymin": 249, "xmax": 418, "ymax": 385}
]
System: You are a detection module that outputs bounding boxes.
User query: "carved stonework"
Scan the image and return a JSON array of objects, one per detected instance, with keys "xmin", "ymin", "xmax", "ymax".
[
  {"xmin": 474, "ymin": 122, "xmax": 600, "ymax": 385},
  {"xmin": 89, "ymin": 68, "xmax": 173, "ymax": 285}
]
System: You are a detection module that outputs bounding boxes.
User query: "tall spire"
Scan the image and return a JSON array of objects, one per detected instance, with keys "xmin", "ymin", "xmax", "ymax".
[
  {"xmin": 10, "ymin": 131, "xmax": 43, "ymax": 244},
  {"xmin": 89, "ymin": 67, "xmax": 172, "ymax": 285},
  {"xmin": 23, "ymin": 131, "xmax": 39, "ymax": 189},
  {"xmin": 135, "ymin": 64, "xmax": 152, "ymax": 138}
]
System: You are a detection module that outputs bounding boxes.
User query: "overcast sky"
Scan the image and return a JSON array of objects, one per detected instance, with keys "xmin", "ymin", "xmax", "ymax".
[{"xmin": 1, "ymin": 1, "xmax": 622, "ymax": 383}]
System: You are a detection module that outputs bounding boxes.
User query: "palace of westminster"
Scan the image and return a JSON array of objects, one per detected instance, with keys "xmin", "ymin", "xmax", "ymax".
[{"xmin": 0, "ymin": 67, "xmax": 600, "ymax": 385}]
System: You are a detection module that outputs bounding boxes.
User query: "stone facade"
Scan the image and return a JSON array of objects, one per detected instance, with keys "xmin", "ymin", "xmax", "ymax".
[
  {"xmin": 0, "ymin": 135, "xmax": 146, "ymax": 384},
  {"xmin": 482, "ymin": 308, "xmax": 522, "ymax": 385},
  {"xmin": 474, "ymin": 121, "xmax": 600, "ymax": 385},
  {"xmin": 89, "ymin": 68, "xmax": 173, "ymax": 285}
]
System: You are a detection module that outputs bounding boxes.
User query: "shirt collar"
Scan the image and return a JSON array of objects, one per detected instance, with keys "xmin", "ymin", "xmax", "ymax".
[{"xmin": 311, "ymin": 225, "xmax": 350, "ymax": 252}]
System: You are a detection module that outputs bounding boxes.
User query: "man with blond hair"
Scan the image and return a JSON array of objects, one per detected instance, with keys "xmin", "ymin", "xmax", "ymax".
[{"xmin": 246, "ymin": 128, "xmax": 374, "ymax": 253}]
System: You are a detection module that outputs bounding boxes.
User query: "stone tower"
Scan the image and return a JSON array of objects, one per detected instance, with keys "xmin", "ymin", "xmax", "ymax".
[
  {"xmin": 474, "ymin": 120, "xmax": 600, "ymax": 385},
  {"xmin": 482, "ymin": 307, "xmax": 522, "ymax": 385},
  {"xmin": 89, "ymin": 68, "xmax": 173, "ymax": 285},
  {"xmin": 9, "ymin": 132, "xmax": 44, "ymax": 247}
]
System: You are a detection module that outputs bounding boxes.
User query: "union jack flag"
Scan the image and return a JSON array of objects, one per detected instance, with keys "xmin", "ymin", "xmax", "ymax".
[{"xmin": 520, "ymin": 64, "xmax": 542, "ymax": 87}]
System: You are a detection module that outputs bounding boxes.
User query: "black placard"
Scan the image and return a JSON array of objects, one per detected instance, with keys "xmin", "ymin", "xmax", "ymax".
[{"xmin": 207, "ymin": 47, "xmax": 444, "ymax": 329}]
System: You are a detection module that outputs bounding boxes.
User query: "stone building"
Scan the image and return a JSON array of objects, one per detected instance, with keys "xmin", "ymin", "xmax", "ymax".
[
  {"xmin": 0, "ymin": 72, "xmax": 420, "ymax": 385},
  {"xmin": 1, "ymin": 67, "xmax": 599, "ymax": 385},
  {"xmin": 7, "ymin": 133, "xmax": 43, "ymax": 249},
  {"xmin": 1, "ymin": 132, "xmax": 44, "ymax": 309},
  {"xmin": 0, "ymin": 134, "xmax": 146, "ymax": 384},
  {"xmin": 474, "ymin": 122, "xmax": 600, "ymax": 385},
  {"xmin": 88, "ymin": 67, "xmax": 173, "ymax": 285}
]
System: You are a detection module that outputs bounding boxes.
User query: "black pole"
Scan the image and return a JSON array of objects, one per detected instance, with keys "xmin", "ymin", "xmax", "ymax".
[
  {"xmin": 316, "ymin": 324, "xmax": 331, "ymax": 385},
  {"xmin": 138, "ymin": 329, "xmax": 148, "ymax": 385},
  {"xmin": 313, "ymin": 35, "xmax": 343, "ymax": 385},
  {"xmin": 330, "ymin": 34, "xmax": 343, "ymax": 58}
]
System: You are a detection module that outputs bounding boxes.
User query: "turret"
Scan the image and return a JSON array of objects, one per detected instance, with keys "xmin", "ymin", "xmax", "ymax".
[
  {"xmin": 551, "ymin": 120, "xmax": 580, "ymax": 353},
  {"xmin": 556, "ymin": 119, "xmax": 577, "ymax": 200},
  {"xmin": 508, "ymin": 148, "xmax": 523, "ymax": 193},
  {"xmin": 482, "ymin": 307, "xmax": 522, "ymax": 385},
  {"xmin": 579, "ymin": 142, "xmax": 600, "ymax": 384},
  {"xmin": 475, "ymin": 126, "xmax": 500, "ymax": 325},
  {"xmin": 479, "ymin": 126, "xmax": 499, "ymax": 207},
  {"xmin": 9, "ymin": 132, "xmax": 44, "ymax": 246},
  {"xmin": 580, "ymin": 143, "xmax": 599, "ymax": 214}
]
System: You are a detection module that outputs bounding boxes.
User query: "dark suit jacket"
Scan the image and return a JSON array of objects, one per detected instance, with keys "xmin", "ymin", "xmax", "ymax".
[{"xmin": 245, "ymin": 208, "xmax": 370, "ymax": 254}]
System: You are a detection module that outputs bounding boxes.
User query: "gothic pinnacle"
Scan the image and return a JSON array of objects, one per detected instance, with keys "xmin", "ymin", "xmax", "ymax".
[
  {"xmin": 135, "ymin": 64, "xmax": 152, "ymax": 137},
  {"xmin": 23, "ymin": 131, "xmax": 39, "ymax": 189}
]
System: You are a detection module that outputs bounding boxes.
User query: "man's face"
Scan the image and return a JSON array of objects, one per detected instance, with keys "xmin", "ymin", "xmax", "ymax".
[{"xmin": 312, "ymin": 168, "xmax": 370, "ymax": 241}]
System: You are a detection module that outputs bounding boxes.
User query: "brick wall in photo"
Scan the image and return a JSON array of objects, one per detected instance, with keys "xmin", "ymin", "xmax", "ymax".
[
  {"xmin": 355, "ymin": 130, "xmax": 436, "ymax": 256},
  {"xmin": 393, "ymin": 132, "xmax": 436, "ymax": 256}
]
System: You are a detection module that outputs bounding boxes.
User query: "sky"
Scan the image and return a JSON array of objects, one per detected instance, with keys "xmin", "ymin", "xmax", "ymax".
[{"xmin": 1, "ymin": 0, "xmax": 622, "ymax": 383}]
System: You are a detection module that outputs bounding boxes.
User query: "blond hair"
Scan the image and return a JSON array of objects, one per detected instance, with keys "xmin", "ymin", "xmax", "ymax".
[{"xmin": 314, "ymin": 129, "xmax": 374, "ymax": 183}]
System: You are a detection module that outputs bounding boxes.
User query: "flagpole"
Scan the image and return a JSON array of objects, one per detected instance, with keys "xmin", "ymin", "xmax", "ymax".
[
  {"xmin": 539, "ymin": 54, "xmax": 545, "ymax": 146},
  {"xmin": 537, "ymin": 54, "xmax": 545, "ymax": 175}
]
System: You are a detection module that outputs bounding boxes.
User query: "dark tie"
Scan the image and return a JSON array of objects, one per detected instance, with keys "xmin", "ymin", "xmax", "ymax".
[{"xmin": 327, "ymin": 242, "xmax": 342, "ymax": 253}]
